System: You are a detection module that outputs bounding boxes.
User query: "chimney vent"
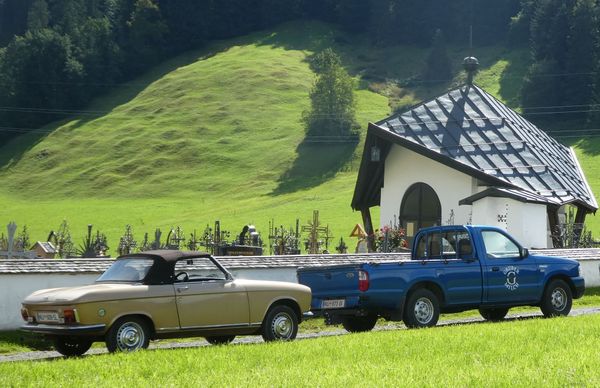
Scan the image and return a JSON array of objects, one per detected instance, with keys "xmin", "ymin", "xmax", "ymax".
[{"xmin": 463, "ymin": 56, "xmax": 479, "ymax": 85}]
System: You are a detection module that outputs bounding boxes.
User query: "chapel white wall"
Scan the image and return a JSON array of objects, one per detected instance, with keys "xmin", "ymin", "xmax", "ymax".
[
  {"xmin": 471, "ymin": 197, "xmax": 549, "ymax": 248},
  {"xmin": 380, "ymin": 145, "xmax": 476, "ymax": 237}
]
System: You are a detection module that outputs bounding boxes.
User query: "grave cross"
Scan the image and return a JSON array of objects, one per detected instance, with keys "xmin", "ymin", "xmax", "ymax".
[
  {"xmin": 301, "ymin": 211, "xmax": 332, "ymax": 254},
  {"xmin": 7, "ymin": 222, "xmax": 17, "ymax": 260}
]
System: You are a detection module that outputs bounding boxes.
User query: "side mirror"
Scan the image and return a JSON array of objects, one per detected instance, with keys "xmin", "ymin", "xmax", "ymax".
[{"xmin": 519, "ymin": 247, "xmax": 529, "ymax": 259}]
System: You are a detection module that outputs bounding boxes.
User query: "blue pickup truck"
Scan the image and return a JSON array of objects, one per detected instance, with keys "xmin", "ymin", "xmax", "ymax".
[{"xmin": 297, "ymin": 225, "xmax": 585, "ymax": 332}]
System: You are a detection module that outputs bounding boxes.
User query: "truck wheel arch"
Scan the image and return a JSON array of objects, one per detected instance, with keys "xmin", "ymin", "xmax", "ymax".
[
  {"xmin": 406, "ymin": 282, "xmax": 445, "ymax": 308},
  {"xmin": 544, "ymin": 275, "xmax": 576, "ymax": 298}
]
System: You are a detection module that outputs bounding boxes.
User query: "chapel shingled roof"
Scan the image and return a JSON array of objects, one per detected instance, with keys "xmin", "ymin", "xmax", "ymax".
[{"xmin": 352, "ymin": 84, "xmax": 597, "ymax": 212}]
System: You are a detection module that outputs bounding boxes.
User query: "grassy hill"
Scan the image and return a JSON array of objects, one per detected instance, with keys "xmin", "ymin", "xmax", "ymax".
[{"xmin": 0, "ymin": 21, "xmax": 598, "ymax": 251}]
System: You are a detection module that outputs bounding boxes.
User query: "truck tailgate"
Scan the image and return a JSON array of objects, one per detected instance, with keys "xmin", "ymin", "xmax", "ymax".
[{"xmin": 297, "ymin": 264, "xmax": 364, "ymax": 310}]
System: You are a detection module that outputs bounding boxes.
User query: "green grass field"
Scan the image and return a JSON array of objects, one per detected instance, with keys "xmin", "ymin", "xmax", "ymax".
[
  {"xmin": 1, "ymin": 314, "xmax": 599, "ymax": 386},
  {"xmin": 0, "ymin": 20, "xmax": 598, "ymax": 249}
]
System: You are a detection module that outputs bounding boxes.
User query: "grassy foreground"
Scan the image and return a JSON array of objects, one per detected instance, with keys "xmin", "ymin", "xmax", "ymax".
[{"xmin": 1, "ymin": 314, "xmax": 599, "ymax": 386}]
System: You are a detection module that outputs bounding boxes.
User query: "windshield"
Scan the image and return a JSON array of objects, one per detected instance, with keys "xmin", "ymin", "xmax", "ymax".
[{"xmin": 96, "ymin": 258, "xmax": 154, "ymax": 282}]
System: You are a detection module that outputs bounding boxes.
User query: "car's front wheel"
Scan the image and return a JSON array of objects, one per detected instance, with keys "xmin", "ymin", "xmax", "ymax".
[
  {"xmin": 541, "ymin": 279, "xmax": 573, "ymax": 317},
  {"xmin": 53, "ymin": 336, "xmax": 93, "ymax": 357},
  {"xmin": 205, "ymin": 335, "xmax": 236, "ymax": 345},
  {"xmin": 261, "ymin": 305, "xmax": 298, "ymax": 342},
  {"xmin": 106, "ymin": 316, "xmax": 150, "ymax": 353}
]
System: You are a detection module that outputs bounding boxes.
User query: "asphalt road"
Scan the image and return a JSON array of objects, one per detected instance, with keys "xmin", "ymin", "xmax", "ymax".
[{"xmin": 2, "ymin": 306, "xmax": 600, "ymax": 363}]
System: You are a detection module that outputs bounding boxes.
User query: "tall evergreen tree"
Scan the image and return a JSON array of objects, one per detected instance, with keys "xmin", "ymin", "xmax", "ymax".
[{"xmin": 303, "ymin": 49, "xmax": 358, "ymax": 136}]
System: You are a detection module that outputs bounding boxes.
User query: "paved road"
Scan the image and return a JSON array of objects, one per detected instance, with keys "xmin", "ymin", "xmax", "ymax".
[{"xmin": 2, "ymin": 307, "xmax": 600, "ymax": 363}]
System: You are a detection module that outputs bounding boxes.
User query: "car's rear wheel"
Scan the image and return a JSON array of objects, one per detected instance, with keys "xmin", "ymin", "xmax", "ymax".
[
  {"xmin": 261, "ymin": 305, "xmax": 298, "ymax": 342},
  {"xmin": 403, "ymin": 288, "xmax": 440, "ymax": 328},
  {"xmin": 479, "ymin": 307, "xmax": 509, "ymax": 322},
  {"xmin": 205, "ymin": 335, "xmax": 236, "ymax": 345},
  {"xmin": 341, "ymin": 315, "xmax": 378, "ymax": 333},
  {"xmin": 53, "ymin": 336, "xmax": 93, "ymax": 357},
  {"xmin": 106, "ymin": 316, "xmax": 150, "ymax": 353}
]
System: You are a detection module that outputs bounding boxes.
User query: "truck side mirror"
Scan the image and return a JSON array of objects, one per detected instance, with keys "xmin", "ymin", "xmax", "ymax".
[{"xmin": 519, "ymin": 248, "xmax": 529, "ymax": 259}]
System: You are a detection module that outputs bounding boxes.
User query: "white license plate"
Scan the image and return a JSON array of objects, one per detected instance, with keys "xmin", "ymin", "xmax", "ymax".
[
  {"xmin": 36, "ymin": 311, "xmax": 60, "ymax": 323},
  {"xmin": 321, "ymin": 299, "xmax": 345, "ymax": 309}
]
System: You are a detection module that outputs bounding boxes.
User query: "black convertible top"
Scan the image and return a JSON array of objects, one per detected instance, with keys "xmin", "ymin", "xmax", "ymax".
[
  {"xmin": 114, "ymin": 250, "xmax": 222, "ymax": 285},
  {"xmin": 121, "ymin": 250, "xmax": 212, "ymax": 263}
]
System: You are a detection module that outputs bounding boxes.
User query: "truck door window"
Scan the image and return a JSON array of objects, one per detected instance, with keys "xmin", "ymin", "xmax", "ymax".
[
  {"xmin": 482, "ymin": 231, "xmax": 520, "ymax": 259},
  {"xmin": 428, "ymin": 232, "xmax": 442, "ymax": 259},
  {"xmin": 456, "ymin": 231, "xmax": 473, "ymax": 260},
  {"xmin": 415, "ymin": 235, "xmax": 427, "ymax": 259},
  {"xmin": 441, "ymin": 231, "xmax": 457, "ymax": 260}
]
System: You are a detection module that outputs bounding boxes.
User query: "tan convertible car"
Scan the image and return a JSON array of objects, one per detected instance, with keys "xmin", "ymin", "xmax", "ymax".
[{"xmin": 20, "ymin": 250, "xmax": 311, "ymax": 356}]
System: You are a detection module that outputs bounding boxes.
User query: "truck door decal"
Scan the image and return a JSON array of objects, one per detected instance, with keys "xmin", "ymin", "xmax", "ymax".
[{"xmin": 503, "ymin": 266, "xmax": 520, "ymax": 291}]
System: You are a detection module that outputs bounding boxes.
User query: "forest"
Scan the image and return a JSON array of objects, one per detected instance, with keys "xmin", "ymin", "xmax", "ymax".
[{"xmin": 1, "ymin": 0, "xmax": 599, "ymax": 144}]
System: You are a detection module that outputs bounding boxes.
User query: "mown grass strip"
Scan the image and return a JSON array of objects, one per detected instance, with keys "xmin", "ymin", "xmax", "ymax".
[{"xmin": 1, "ymin": 314, "xmax": 599, "ymax": 387}]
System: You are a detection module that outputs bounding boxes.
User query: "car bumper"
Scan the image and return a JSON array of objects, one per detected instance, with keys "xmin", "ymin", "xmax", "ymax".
[
  {"xmin": 20, "ymin": 323, "xmax": 106, "ymax": 336},
  {"xmin": 573, "ymin": 276, "xmax": 585, "ymax": 299}
]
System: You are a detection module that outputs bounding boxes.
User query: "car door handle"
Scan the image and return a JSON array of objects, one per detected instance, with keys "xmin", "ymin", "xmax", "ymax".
[
  {"xmin": 176, "ymin": 286, "xmax": 189, "ymax": 293},
  {"xmin": 491, "ymin": 267, "xmax": 500, "ymax": 272}
]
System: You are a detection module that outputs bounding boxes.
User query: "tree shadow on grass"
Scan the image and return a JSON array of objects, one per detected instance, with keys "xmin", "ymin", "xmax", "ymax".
[{"xmin": 271, "ymin": 139, "xmax": 358, "ymax": 195}]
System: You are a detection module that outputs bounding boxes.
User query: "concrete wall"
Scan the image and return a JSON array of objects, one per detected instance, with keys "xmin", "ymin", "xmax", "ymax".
[{"xmin": 1, "ymin": 273, "xmax": 99, "ymax": 331}]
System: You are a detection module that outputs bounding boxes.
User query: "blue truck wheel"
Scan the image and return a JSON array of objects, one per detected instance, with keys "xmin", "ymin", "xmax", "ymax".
[
  {"xmin": 541, "ymin": 279, "xmax": 573, "ymax": 317},
  {"xmin": 403, "ymin": 288, "xmax": 440, "ymax": 328}
]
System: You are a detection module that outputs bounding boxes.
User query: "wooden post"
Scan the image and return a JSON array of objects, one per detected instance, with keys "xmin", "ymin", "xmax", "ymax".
[
  {"xmin": 547, "ymin": 206, "xmax": 561, "ymax": 248},
  {"xmin": 361, "ymin": 208, "xmax": 375, "ymax": 252},
  {"xmin": 574, "ymin": 207, "xmax": 588, "ymax": 245}
]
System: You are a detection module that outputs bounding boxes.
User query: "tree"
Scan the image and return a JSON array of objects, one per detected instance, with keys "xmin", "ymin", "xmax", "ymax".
[
  {"xmin": 303, "ymin": 48, "xmax": 358, "ymax": 137},
  {"xmin": 27, "ymin": 0, "xmax": 49, "ymax": 31},
  {"xmin": 422, "ymin": 29, "xmax": 452, "ymax": 83},
  {"xmin": 520, "ymin": 59, "xmax": 562, "ymax": 110},
  {"xmin": 564, "ymin": 0, "xmax": 597, "ymax": 107},
  {"xmin": 0, "ymin": 29, "xmax": 84, "ymax": 128},
  {"xmin": 124, "ymin": 0, "xmax": 168, "ymax": 74},
  {"xmin": 336, "ymin": 0, "xmax": 372, "ymax": 33}
]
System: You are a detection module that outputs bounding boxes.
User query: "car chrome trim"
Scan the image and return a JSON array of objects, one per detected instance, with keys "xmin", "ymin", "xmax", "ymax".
[
  {"xmin": 179, "ymin": 323, "xmax": 261, "ymax": 330},
  {"xmin": 20, "ymin": 323, "xmax": 106, "ymax": 335}
]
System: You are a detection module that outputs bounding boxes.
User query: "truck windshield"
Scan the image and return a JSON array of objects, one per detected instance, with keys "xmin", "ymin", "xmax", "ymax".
[
  {"xmin": 96, "ymin": 258, "xmax": 154, "ymax": 282},
  {"xmin": 482, "ymin": 231, "xmax": 520, "ymax": 259}
]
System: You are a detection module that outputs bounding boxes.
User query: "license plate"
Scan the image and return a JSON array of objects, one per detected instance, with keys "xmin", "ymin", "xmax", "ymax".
[
  {"xmin": 321, "ymin": 299, "xmax": 345, "ymax": 309},
  {"xmin": 36, "ymin": 311, "xmax": 60, "ymax": 323}
]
